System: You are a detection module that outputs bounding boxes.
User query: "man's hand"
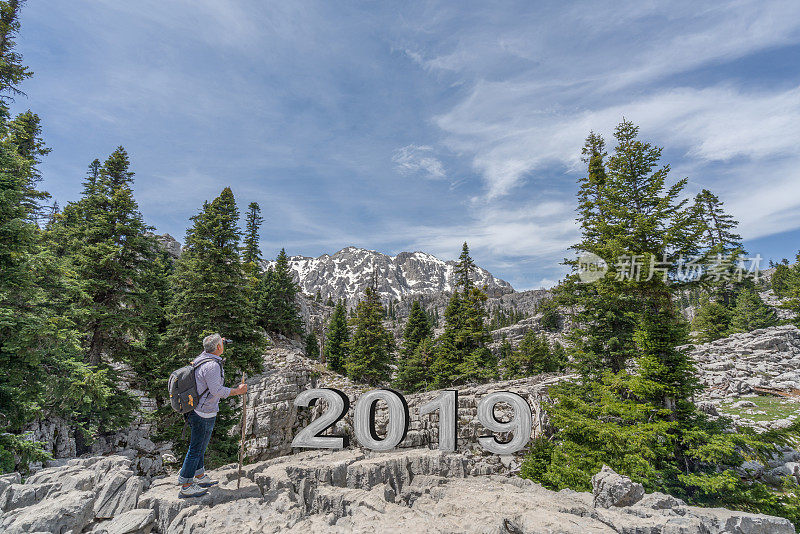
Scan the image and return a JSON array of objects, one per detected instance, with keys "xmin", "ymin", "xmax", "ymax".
[{"xmin": 231, "ymin": 383, "xmax": 248, "ymax": 396}]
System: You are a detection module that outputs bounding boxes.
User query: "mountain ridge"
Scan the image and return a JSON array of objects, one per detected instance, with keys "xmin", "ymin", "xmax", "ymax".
[{"xmin": 263, "ymin": 246, "xmax": 514, "ymax": 303}]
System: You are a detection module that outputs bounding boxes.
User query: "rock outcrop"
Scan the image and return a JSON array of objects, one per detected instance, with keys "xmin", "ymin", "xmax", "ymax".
[
  {"xmin": 688, "ymin": 325, "xmax": 800, "ymax": 398},
  {"xmin": 238, "ymin": 344, "xmax": 562, "ymax": 464},
  {"xmin": 0, "ymin": 455, "xmax": 148, "ymax": 534},
  {"xmin": 154, "ymin": 233, "xmax": 181, "ymax": 260},
  {"xmin": 2, "ymin": 448, "xmax": 794, "ymax": 534},
  {"xmin": 25, "ymin": 360, "xmax": 164, "ymax": 477},
  {"xmin": 591, "ymin": 465, "xmax": 645, "ymax": 508}
]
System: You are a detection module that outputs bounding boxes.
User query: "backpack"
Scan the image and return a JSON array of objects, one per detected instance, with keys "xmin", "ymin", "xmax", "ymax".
[{"xmin": 167, "ymin": 356, "xmax": 220, "ymax": 414}]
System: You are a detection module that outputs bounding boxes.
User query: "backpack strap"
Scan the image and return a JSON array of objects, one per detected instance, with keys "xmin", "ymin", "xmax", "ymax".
[{"xmin": 192, "ymin": 356, "xmax": 223, "ymax": 409}]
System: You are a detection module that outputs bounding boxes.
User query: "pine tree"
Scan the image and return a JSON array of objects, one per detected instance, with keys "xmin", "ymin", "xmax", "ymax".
[
  {"xmin": 536, "ymin": 298, "xmax": 561, "ymax": 332},
  {"xmin": 691, "ymin": 189, "xmax": 744, "ymax": 306},
  {"xmin": 135, "ymin": 247, "xmax": 175, "ymax": 387},
  {"xmin": 559, "ymin": 121, "xmax": 701, "ymax": 379},
  {"xmin": 0, "ymin": 0, "xmax": 30, "ymax": 101},
  {"xmin": 242, "ymin": 201, "xmax": 263, "ymax": 266},
  {"xmin": 498, "ymin": 337, "xmax": 515, "ymax": 376},
  {"xmin": 38, "ymin": 148, "xmax": 157, "ymax": 451},
  {"xmin": 771, "ymin": 263, "xmax": 793, "ymax": 298},
  {"xmin": 785, "ymin": 289, "xmax": 800, "ymax": 328},
  {"xmin": 401, "ymin": 300, "xmax": 432, "ymax": 355},
  {"xmin": 160, "ymin": 187, "xmax": 265, "ymax": 465},
  {"xmin": 520, "ymin": 121, "xmax": 800, "ymax": 528},
  {"xmin": 304, "ymin": 331, "xmax": 319, "ymax": 360},
  {"xmin": 165, "ymin": 187, "xmax": 264, "ymax": 374},
  {"xmin": 393, "ymin": 337, "xmax": 435, "ymax": 393},
  {"xmin": 0, "ymin": 98, "xmax": 60, "ymax": 469},
  {"xmin": 728, "ymin": 287, "xmax": 777, "ymax": 333},
  {"xmin": 325, "ymin": 295, "xmax": 334, "ymax": 307},
  {"xmin": 65, "ymin": 148, "xmax": 160, "ymax": 367},
  {"xmin": 503, "ymin": 330, "xmax": 562, "ymax": 378},
  {"xmin": 692, "ymin": 189, "xmax": 743, "ymax": 257},
  {"xmin": 599, "ymin": 121, "xmax": 699, "ymax": 413},
  {"xmin": 692, "ymin": 296, "xmax": 731, "ymax": 343},
  {"xmin": 454, "ymin": 241, "xmax": 475, "ymax": 289},
  {"xmin": 83, "ymin": 159, "xmax": 101, "ymax": 195},
  {"xmin": 394, "ymin": 300, "xmax": 432, "ymax": 391},
  {"xmin": 0, "ymin": 1, "xmax": 133, "ymax": 470},
  {"xmin": 551, "ymin": 341, "xmax": 567, "ymax": 369},
  {"xmin": 346, "ymin": 285, "xmax": 394, "ymax": 384},
  {"xmin": 431, "ymin": 243, "xmax": 495, "ymax": 387},
  {"xmin": 256, "ymin": 248, "xmax": 303, "ymax": 337},
  {"xmin": 315, "ymin": 289, "xmax": 322, "ymax": 302},
  {"xmin": 324, "ymin": 300, "xmax": 349, "ymax": 373},
  {"xmin": 557, "ymin": 132, "xmax": 636, "ymax": 377}
]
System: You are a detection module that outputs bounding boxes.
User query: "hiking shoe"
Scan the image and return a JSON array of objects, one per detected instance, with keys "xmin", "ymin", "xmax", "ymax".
[
  {"xmin": 194, "ymin": 473, "xmax": 218, "ymax": 487},
  {"xmin": 179, "ymin": 482, "xmax": 208, "ymax": 498}
]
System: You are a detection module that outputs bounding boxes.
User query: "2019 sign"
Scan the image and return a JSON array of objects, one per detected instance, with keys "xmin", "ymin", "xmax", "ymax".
[{"xmin": 290, "ymin": 388, "xmax": 533, "ymax": 455}]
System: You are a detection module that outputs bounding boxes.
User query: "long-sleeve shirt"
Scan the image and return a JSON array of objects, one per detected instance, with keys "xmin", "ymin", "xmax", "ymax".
[{"xmin": 193, "ymin": 351, "xmax": 231, "ymax": 417}]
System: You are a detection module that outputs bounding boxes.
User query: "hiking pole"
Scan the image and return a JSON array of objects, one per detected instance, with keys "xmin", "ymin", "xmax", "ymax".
[{"xmin": 237, "ymin": 372, "xmax": 247, "ymax": 489}]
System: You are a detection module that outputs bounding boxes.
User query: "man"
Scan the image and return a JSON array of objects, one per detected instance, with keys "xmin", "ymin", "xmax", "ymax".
[{"xmin": 178, "ymin": 333, "xmax": 248, "ymax": 498}]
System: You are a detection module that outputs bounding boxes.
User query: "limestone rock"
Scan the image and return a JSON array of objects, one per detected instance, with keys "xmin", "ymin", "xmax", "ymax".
[
  {"xmin": 0, "ymin": 471, "xmax": 20, "ymax": 492},
  {"xmin": 0, "ymin": 489, "xmax": 95, "ymax": 533},
  {"xmin": 92, "ymin": 508, "xmax": 156, "ymax": 534},
  {"xmin": 242, "ymin": 344, "xmax": 563, "ymax": 463},
  {"xmin": 137, "ymin": 474, "xmax": 262, "ymax": 533},
  {"xmin": 0, "ymin": 481, "xmax": 60, "ymax": 512},
  {"xmin": 591, "ymin": 465, "xmax": 645, "ymax": 508},
  {"xmin": 3, "ymin": 448, "xmax": 796, "ymax": 534},
  {"xmin": 155, "ymin": 233, "xmax": 181, "ymax": 259},
  {"xmin": 148, "ymin": 450, "xmax": 795, "ymax": 533},
  {"xmin": 94, "ymin": 470, "xmax": 143, "ymax": 519},
  {"xmin": 636, "ymin": 491, "xmax": 685, "ymax": 510}
]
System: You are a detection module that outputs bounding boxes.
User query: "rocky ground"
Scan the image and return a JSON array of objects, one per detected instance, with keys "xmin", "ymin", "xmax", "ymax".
[
  {"xmin": 686, "ymin": 324, "xmax": 800, "ymax": 431},
  {"xmin": 11, "ymin": 309, "xmax": 800, "ymax": 532},
  {"xmin": 2, "ymin": 448, "xmax": 795, "ymax": 534}
]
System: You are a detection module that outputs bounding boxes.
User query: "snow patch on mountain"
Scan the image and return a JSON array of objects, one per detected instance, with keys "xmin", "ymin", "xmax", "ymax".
[{"xmin": 263, "ymin": 247, "xmax": 513, "ymax": 303}]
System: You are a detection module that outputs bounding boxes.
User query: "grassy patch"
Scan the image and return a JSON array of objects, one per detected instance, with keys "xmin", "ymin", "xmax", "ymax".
[{"xmin": 718, "ymin": 395, "xmax": 800, "ymax": 422}]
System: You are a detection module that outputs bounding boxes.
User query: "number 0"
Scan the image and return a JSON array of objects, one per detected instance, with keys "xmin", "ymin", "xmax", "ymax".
[{"xmin": 354, "ymin": 389, "xmax": 409, "ymax": 451}]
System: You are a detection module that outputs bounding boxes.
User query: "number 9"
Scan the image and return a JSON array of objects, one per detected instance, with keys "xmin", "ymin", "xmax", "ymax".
[{"xmin": 476, "ymin": 391, "xmax": 532, "ymax": 454}]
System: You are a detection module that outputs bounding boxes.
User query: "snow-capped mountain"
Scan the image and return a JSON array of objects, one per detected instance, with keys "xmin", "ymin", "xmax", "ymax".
[{"xmin": 264, "ymin": 246, "xmax": 514, "ymax": 303}]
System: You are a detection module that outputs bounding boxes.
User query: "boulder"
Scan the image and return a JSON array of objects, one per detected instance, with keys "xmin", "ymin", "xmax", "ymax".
[
  {"xmin": 94, "ymin": 470, "xmax": 143, "ymax": 519},
  {"xmin": 635, "ymin": 491, "xmax": 685, "ymax": 510},
  {"xmin": 3, "ymin": 448, "xmax": 797, "ymax": 534},
  {"xmin": 0, "ymin": 482, "xmax": 60, "ymax": 512},
  {"xmin": 591, "ymin": 465, "xmax": 645, "ymax": 508},
  {"xmin": 0, "ymin": 471, "xmax": 21, "ymax": 496},
  {"xmin": 92, "ymin": 508, "xmax": 156, "ymax": 534},
  {"xmin": 0, "ymin": 489, "xmax": 95, "ymax": 534}
]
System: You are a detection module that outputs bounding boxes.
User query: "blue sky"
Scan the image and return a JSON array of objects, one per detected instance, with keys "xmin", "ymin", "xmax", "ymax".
[{"xmin": 13, "ymin": 0, "xmax": 800, "ymax": 289}]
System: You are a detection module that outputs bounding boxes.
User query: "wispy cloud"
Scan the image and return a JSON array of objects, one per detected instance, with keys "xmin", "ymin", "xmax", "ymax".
[
  {"xmin": 392, "ymin": 145, "xmax": 446, "ymax": 180},
  {"xmin": 18, "ymin": 0, "xmax": 800, "ymax": 289}
]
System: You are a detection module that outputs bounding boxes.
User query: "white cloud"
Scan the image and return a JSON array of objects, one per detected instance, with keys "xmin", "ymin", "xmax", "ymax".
[
  {"xmin": 437, "ymin": 82, "xmax": 800, "ymax": 191},
  {"xmin": 392, "ymin": 145, "xmax": 446, "ymax": 180},
  {"xmin": 434, "ymin": 83, "xmax": 800, "ymax": 239}
]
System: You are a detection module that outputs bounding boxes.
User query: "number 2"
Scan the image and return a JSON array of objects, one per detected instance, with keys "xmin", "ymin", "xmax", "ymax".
[{"xmin": 291, "ymin": 388, "xmax": 349, "ymax": 449}]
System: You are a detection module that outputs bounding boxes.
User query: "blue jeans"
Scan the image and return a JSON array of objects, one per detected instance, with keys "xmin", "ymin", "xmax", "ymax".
[{"xmin": 178, "ymin": 411, "xmax": 216, "ymax": 483}]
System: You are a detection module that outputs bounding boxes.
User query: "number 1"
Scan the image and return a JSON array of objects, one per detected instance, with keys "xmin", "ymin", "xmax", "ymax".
[{"xmin": 419, "ymin": 390, "xmax": 458, "ymax": 452}]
